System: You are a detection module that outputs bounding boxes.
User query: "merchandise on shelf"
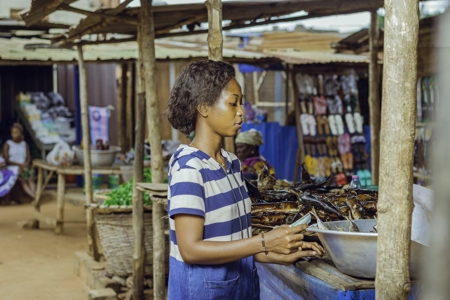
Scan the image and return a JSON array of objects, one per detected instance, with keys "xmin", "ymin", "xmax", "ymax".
[
  {"xmin": 296, "ymin": 70, "xmax": 371, "ymax": 186},
  {"xmin": 17, "ymin": 92, "xmax": 76, "ymax": 145}
]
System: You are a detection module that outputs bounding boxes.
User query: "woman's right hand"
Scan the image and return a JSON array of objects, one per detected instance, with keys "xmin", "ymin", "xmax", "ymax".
[
  {"xmin": 0, "ymin": 162, "xmax": 5, "ymax": 169},
  {"xmin": 263, "ymin": 224, "xmax": 310, "ymax": 255}
]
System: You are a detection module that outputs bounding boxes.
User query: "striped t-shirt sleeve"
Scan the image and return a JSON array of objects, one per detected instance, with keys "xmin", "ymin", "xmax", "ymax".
[{"xmin": 169, "ymin": 165, "xmax": 206, "ymax": 218}]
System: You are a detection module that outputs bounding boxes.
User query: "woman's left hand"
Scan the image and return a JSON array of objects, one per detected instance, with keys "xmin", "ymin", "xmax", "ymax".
[{"xmin": 255, "ymin": 241, "xmax": 324, "ymax": 266}]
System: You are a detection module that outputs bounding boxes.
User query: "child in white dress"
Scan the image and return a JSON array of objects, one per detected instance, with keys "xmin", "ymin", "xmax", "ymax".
[{"xmin": 2, "ymin": 123, "xmax": 36, "ymax": 200}]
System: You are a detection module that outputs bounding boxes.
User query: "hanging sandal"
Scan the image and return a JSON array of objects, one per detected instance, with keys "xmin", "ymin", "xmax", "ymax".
[
  {"xmin": 318, "ymin": 157, "xmax": 326, "ymax": 178},
  {"xmin": 310, "ymin": 157, "xmax": 319, "ymax": 178},
  {"xmin": 313, "ymin": 95, "xmax": 327, "ymax": 115},
  {"xmin": 307, "ymin": 114, "xmax": 317, "ymax": 136},
  {"xmin": 328, "ymin": 115, "xmax": 338, "ymax": 136},
  {"xmin": 335, "ymin": 114, "xmax": 345, "ymax": 135},
  {"xmin": 345, "ymin": 113, "xmax": 356, "ymax": 134},
  {"xmin": 300, "ymin": 113, "xmax": 310, "ymax": 136},
  {"xmin": 354, "ymin": 112, "xmax": 364, "ymax": 134}
]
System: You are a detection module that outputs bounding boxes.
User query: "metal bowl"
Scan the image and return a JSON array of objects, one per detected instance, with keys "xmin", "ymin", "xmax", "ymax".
[
  {"xmin": 73, "ymin": 146, "xmax": 121, "ymax": 167},
  {"xmin": 306, "ymin": 219, "xmax": 425, "ymax": 279}
]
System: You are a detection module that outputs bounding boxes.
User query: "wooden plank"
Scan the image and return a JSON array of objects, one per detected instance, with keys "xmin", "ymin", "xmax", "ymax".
[
  {"xmin": 295, "ymin": 258, "xmax": 375, "ymax": 291},
  {"xmin": 77, "ymin": 44, "xmax": 100, "ymax": 261},
  {"xmin": 136, "ymin": 182, "xmax": 168, "ymax": 192},
  {"xmin": 55, "ymin": 173, "xmax": 66, "ymax": 235}
]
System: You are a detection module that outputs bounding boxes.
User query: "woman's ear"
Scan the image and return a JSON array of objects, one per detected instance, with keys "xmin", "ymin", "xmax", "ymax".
[{"xmin": 197, "ymin": 104, "xmax": 209, "ymax": 117}]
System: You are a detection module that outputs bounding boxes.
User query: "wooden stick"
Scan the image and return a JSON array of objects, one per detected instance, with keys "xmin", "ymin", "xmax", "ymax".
[
  {"xmin": 34, "ymin": 170, "xmax": 55, "ymax": 209},
  {"xmin": 132, "ymin": 92, "xmax": 146, "ymax": 300},
  {"xmin": 77, "ymin": 44, "xmax": 100, "ymax": 261},
  {"xmin": 292, "ymin": 70, "xmax": 304, "ymax": 184},
  {"xmin": 127, "ymin": 62, "xmax": 134, "ymax": 151},
  {"xmin": 368, "ymin": 11, "xmax": 381, "ymax": 185},
  {"xmin": 56, "ymin": 3, "xmax": 137, "ymax": 25},
  {"xmin": 139, "ymin": 1, "xmax": 166, "ymax": 298},
  {"xmin": 375, "ymin": 1, "xmax": 419, "ymax": 299},
  {"xmin": 118, "ymin": 63, "xmax": 128, "ymax": 152},
  {"xmin": 33, "ymin": 166, "xmax": 44, "ymax": 228},
  {"xmin": 284, "ymin": 65, "xmax": 290, "ymax": 123},
  {"xmin": 206, "ymin": 0, "xmax": 223, "ymax": 61},
  {"xmin": 55, "ymin": 173, "xmax": 66, "ymax": 235}
]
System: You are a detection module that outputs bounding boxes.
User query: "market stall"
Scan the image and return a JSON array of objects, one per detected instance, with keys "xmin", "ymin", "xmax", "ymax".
[{"xmin": 18, "ymin": 0, "xmax": 425, "ymax": 299}]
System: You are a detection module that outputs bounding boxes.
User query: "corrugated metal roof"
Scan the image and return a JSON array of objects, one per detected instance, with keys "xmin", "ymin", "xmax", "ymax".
[
  {"xmin": 0, "ymin": 37, "xmax": 275, "ymax": 64},
  {"xmin": 263, "ymin": 49, "xmax": 370, "ymax": 64}
]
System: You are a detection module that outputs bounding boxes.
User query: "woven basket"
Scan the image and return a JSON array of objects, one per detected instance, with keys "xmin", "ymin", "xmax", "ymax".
[{"xmin": 93, "ymin": 207, "xmax": 170, "ymax": 277}]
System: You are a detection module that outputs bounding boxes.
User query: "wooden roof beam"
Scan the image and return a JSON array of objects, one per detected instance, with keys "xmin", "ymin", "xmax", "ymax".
[
  {"xmin": 56, "ymin": 4, "xmax": 138, "ymax": 25},
  {"xmin": 21, "ymin": 0, "xmax": 77, "ymax": 26}
]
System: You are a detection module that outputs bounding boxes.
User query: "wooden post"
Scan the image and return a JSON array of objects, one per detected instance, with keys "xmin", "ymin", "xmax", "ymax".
[
  {"xmin": 423, "ymin": 10, "xmax": 450, "ymax": 299},
  {"xmin": 292, "ymin": 71, "xmax": 304, "ymax": 184},
  {"xmin": 139, "ymin": 0, "xmax": 165, "ymax": 299},
  {"xmin": 132, "ymin": 92, "xmax": 146, "ymax": 300},
  {"xmin": 126, "ymin": 62, "xmax": 134, "ymax": 151},
  {"xmin": 55, "ymin": 173, "xmax": 66, "ymax": 234},
  {"xmin": 375, "ymin": 1, "xmax": 419, "ymax": 299},
  {"xmin": 368, "ymin": 10, "xmax": 381, "ymax": 185},
  {"xmin": 77, "ymin": 44, "xmax": 100, "ymax": 261},
  {"xmin": 206, "ymin": 0, "xmax": 223, "ymax": 61},
  {"xmin": 34, "ymin": 166, "xmax": 44, "ymax": 228},
  {"xmin": 118, "ymin": 63, "xmax": 128, "ymax": 152}
]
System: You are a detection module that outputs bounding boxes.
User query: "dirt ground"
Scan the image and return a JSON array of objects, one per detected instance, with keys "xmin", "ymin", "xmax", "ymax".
[{"xmin": 0, "ymin": 191, "xmax": 89, "ymax": 300}]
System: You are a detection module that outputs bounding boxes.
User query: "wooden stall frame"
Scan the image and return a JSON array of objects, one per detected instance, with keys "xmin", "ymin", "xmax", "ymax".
[{"xmin": 375, "ymin": 1, "xmax": 419, "ymax": 298}]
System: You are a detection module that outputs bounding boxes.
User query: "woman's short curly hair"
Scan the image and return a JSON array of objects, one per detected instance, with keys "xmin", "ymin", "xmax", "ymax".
[{"xmin": 166, "ymin": 60, "xmax": 235, "ymax": 136}]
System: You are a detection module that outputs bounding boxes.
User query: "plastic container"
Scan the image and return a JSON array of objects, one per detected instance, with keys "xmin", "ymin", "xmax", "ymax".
[
  {"xmin": 350, "ymin": 175, "xmax": 362, "ymax": 189},
  {"xmin": 108, "ymin": 174, "xmax": 119, "ymax": 189}
]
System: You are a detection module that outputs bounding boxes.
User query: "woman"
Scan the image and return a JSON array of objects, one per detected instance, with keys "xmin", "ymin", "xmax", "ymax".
[
  {"xmin": 166, "ymin": 60, "xmax": 323, "ymax": 299},
  {"xmin": 3, "ymin": 123, "xmax": 36, "ymax": 199},
  {"xmin": 0, "ymin": 145, "xmax": 19, "ymax": 204},
  {"xmin": 235, "ymin": 129, "xmax": 276, "ymax": 180}
]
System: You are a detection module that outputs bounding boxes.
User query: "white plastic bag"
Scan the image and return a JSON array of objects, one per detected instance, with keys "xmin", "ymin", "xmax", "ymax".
[{"xmin": 46, "ymin": 140, "xmax": 74, "ymax": 166}]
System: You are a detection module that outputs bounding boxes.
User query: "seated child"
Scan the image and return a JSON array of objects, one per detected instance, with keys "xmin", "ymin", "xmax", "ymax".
[{"xmin": 2, "ymin": 123, "xmax": 36, "ymax": 200}]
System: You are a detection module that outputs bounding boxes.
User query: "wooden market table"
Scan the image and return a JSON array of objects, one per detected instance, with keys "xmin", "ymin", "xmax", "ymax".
[
  {"xmin": 30, "ymin": 159, "xmax": 135, "ymax": 234},
  {"xmin": 257, "ymin": 257, "xmax": 422, "ymax": 299}
]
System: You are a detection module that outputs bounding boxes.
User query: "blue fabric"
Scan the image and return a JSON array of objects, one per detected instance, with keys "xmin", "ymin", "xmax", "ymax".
[
  {"xmin": 257, "ymin": 262, "xmax": 422, "ymax": 300},
  {"xmin": 241, "ymin": 122, "xmax": 299, "ymax": 181}
]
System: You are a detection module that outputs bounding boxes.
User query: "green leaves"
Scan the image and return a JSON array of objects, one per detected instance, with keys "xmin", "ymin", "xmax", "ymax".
[{"xmin": 103, "ymin": 168, "xmax": 168, "ymax": 206}]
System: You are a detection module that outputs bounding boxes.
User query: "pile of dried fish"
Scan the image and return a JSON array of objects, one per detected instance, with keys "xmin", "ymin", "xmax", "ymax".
[{"xmin": 248, "ymin": 164, "xmax": 378, "ymax": 230}]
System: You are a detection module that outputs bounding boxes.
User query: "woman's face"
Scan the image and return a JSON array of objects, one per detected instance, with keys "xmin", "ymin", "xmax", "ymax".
[
  {"xmin": 235, "ymin": 143, "xmax": 258, "ymax": 161},
  {"xmin": 11, "ymin": 127, "xmax": 22, "ymax": 142},
  {"xmin": 206, "ymin": 78, "xmax": 244, "ymax": 137}
]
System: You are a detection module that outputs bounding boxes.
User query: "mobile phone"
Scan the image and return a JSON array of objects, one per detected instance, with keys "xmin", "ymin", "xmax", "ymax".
[{"xmin": 289, "ymin": 213, "xmax": 311, "ymax": 227}]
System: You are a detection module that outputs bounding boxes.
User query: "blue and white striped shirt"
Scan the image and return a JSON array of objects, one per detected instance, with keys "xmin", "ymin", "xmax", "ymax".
[
  {"xmin": 167, "ymin": 145, "xmax": 259, "ymax": 300},
  {"xmin": 168, "ymin": 145, "xmax": 252, "ymax": 261}
]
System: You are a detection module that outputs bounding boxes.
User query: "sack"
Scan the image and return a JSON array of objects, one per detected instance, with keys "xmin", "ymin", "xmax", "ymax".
[{"xmin": 46, "ymin": 140, "xmax": 74, "ymax": 166}]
